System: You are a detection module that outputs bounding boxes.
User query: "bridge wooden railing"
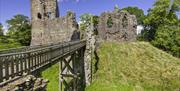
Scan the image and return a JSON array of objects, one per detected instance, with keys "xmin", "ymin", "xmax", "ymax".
[
  {"xmin": 0, "ymin": 40, "xmax": 86, "ymax": 84},
  {"xmin": 0, "ymin": 41, "xmax": 68, "ymax": 54}
]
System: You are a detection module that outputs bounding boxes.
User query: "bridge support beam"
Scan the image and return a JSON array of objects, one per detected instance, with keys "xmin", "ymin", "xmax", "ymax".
[{"xmin": 59, "ymin": 48, "xmax": 85, "ymax": 91}]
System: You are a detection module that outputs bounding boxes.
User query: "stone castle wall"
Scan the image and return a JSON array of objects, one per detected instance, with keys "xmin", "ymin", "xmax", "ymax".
[
  {"xmin": 31, "ymin": 0, "xmax": 137, "ymax": 45},
  {"xmin": 98, "ymin": 11, "xmax": 137, "ymax": 42},
  {"xmin": 31, "ymin": 11, "xmax": 77, "ymax": 45},
  {"xmin": 31, "ymin": 0, "xmax": 59, "ymax": 21},
  {"xmin": 31, "ymin": 0, "xmax": 77, "ymax": 45}
]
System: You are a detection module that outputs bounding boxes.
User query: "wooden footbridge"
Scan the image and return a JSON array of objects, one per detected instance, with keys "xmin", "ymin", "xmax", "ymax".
[{"xmin": 0, "ymin": 40, "xmax": 87, "ymax": 91}]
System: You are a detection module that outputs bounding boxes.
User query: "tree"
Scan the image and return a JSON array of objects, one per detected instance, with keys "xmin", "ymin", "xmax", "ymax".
[
  {"xmin": 141, "ymin": 0, "xmax": 180, "ymax": 57},
  {"xmin": 143, "ymin": 0, "xmax": 179, "ymax": 41},
  {"xmin": 80, "ymin": 13, "xmax": 99, "ymax": 30},
  {"xmin": 0, "ymin": 23, "xmax": 3, "ymax": 36},
  {"xmin": 121, "ymin": 7, "xmax": 145, "ymax": 25},
  {"xmin": 152, "ymin": 24, "xmax": 180, "ymax": 57},
  {"xmin": 80, "ymin": 13, "xmax": 93, "ymax": 31},
  {"xmin": 79, "ymin": 14, "xmax": 99, "ymax": 38},
  {"xmin": 6, "ymin": 14, "xmax": 31, "ymax": 46}
]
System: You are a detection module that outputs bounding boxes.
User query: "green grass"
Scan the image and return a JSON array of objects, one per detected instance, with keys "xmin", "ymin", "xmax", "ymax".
[
  {"xmin": 0, "ymin": 42, "xmax": 21, "ymax": 50},
  {"xmin": 86, "ymin": 42, "xmax": 180, "ymax": 91},
  {"xmin": 40, "ymin": 63, "xmax": 59, "ymax": 91},
  {"xmin": 39, "ymin": 41, "xmax": 180, "ymax": 91}
]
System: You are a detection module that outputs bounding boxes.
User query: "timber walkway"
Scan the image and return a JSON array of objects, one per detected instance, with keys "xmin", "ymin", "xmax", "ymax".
[{"xmin": 0, "ymin": 40, "xmax": 86, "ymax": 90}]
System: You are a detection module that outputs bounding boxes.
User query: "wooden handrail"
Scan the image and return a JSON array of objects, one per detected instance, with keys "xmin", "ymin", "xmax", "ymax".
[{"xmin": 0, "ymin": 40, "xmax": 86, "ymax": 84}]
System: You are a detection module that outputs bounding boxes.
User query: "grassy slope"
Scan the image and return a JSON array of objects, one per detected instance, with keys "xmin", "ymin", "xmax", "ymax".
[{"xmin": 86, "ymin": 42, "xmax": 180, "ymax": 91}]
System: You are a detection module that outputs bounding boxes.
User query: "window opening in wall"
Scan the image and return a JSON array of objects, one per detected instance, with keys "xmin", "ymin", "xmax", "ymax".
[
  {"xmin": 122, "ymin": 15, "xmax": 128, "ymax": 28},
  {"xmin": 43, "ymin": 5, "xmax": 46, "ymax": 12},
  {"xmin": 107, "ymin": 16, "xmax": 113, "ymax": 28},
  {"xmin": 47, "ymin": 12, "xmax": 52, "ymax": 19},
  {"xmin": 37, "ymin": 13, "xmax": 42, "ymax": 19}
]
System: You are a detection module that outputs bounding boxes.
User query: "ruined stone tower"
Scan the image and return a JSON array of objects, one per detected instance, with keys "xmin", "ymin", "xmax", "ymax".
[
  {"xmin": 31, "ymin": 0, "xmax": 59, "ymax": 21},
  {"xmin": 31, "ymin": 0, "xmax": 77, "ymax": 45}
]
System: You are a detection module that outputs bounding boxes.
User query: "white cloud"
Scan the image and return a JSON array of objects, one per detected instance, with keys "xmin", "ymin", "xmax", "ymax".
[{"xmin": 2, "ymin": 25, "xmax": 8, "ymax": 35}]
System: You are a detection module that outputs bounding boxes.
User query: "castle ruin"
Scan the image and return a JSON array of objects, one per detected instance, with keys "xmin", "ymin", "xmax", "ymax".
[
  {"xmin": 98, "ymin": 10, "xmax": 137, "ymax": 42},
  {"xmin": 31, "ymin": 0, "xmax": 78, "ymax": 45},
  {"xmin": 29, "ymin": 0, "xmax": 137, "ymax": 88},
  {"xmin": 31, "ymin": 0, "xmax": 137, "ymax": 45}
]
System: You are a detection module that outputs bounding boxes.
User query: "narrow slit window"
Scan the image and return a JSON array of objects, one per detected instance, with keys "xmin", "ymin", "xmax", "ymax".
[
  {"xmin": 37, "ymin": 13, "xmax": 42, "ymax": 19},
  {"xmin": 122, "ymin": 15, "xmax": 128, "ymax": 28}
]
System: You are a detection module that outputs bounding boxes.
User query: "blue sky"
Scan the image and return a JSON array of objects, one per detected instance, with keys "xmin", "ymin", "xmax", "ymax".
[
  {"xmin": 0, "ymin": 0, "xmax": 179, "ymax": 28},
  {"xmin": 0, "ymin": 0, "xmax": 155, "ymax": 26}
]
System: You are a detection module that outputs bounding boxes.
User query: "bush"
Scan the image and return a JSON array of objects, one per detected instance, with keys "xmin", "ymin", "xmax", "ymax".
[{"xmin": 152, "ymin": 25, "xmax": 180, "ymax": 57}]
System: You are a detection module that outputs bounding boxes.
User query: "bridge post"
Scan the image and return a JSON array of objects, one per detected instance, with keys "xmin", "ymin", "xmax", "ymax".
[{"xmin": 59, "ymin": 58, "xmax": 63, "ymax": 91}]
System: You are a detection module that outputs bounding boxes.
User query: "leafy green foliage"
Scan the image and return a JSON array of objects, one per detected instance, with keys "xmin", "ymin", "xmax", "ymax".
[
  {"xmin": 92, "ymin": 16, "xmax": 99, "ymax": 26},
  {"xmin": 121, "ymin": 7, "xmax": 145, "ymax": 25},
  {"xmin": 138, "ymin": 0, "xmax": 180, "ymax": 57},
  {"xmin": 86, "ymin": 42, "xmax": 180, "ymax": 91},
  {"xmin": 0, "ymin": 23, "xmax": 3, "ymax": 36},
  {"xmin": 143, "ymin": 0, "xmax": 179, "ymax": 40},
  {"xmin": 152, "ymin": 24, "xmax": 180, "ymax": 57},
  {"xmin": 92, "ymin": 16, "xmax": 99, "ymax": 35},
  {"xmin": 0, "ymin": 36, "xmax": 21, "ymax": 49},
  {"xmin": 79, "ymin": 14, "xmax": 99, "ymax": 38},
  {"xmin": 0, "ymin": 41, "xmax": 21, "ymax": 49},
  {"xmin": 80, "ymin": 14, "xmax": 99, "ymax": 30},
  {"xmin": 80, "ymin": 13, "xmax": 93, "ymax": 31},
  {"xmin": 0, "ymin": 23, "xmax": 21, "ymax": 49},
  {"xmin": 6, "ymin": 14, "xmax": 31, "ymax": 46},
  {"xmin": 107, "ymin": 16, "xmax": 113, "ymax": 28}
]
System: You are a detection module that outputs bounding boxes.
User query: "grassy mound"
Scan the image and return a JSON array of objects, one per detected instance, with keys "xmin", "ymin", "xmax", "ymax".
[{"xmin": 86, "ymin": 42, "xmax": 180, "ymax": 91}]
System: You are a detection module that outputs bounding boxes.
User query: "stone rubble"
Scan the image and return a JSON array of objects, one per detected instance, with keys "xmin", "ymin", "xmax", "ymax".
[{"xmin": 1, "ymin": 75, "xmax": 49, "ymax": 91}]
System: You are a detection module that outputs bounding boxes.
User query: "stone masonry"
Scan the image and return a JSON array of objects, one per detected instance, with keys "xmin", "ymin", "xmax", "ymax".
[
  {"xmin": 31, "ymin": 0, "xmax": 78, "ymax": 45},
  {"xmin": 1, "ymin": 75, "xmax": 49, "ymax": 91},
  {"xmin": 84, "ymin": 20, "xmax": 96, "ymax": 86},
  {"xmin": 98, "ymin": 10, "xmax": 137, "ymax": 42}
]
